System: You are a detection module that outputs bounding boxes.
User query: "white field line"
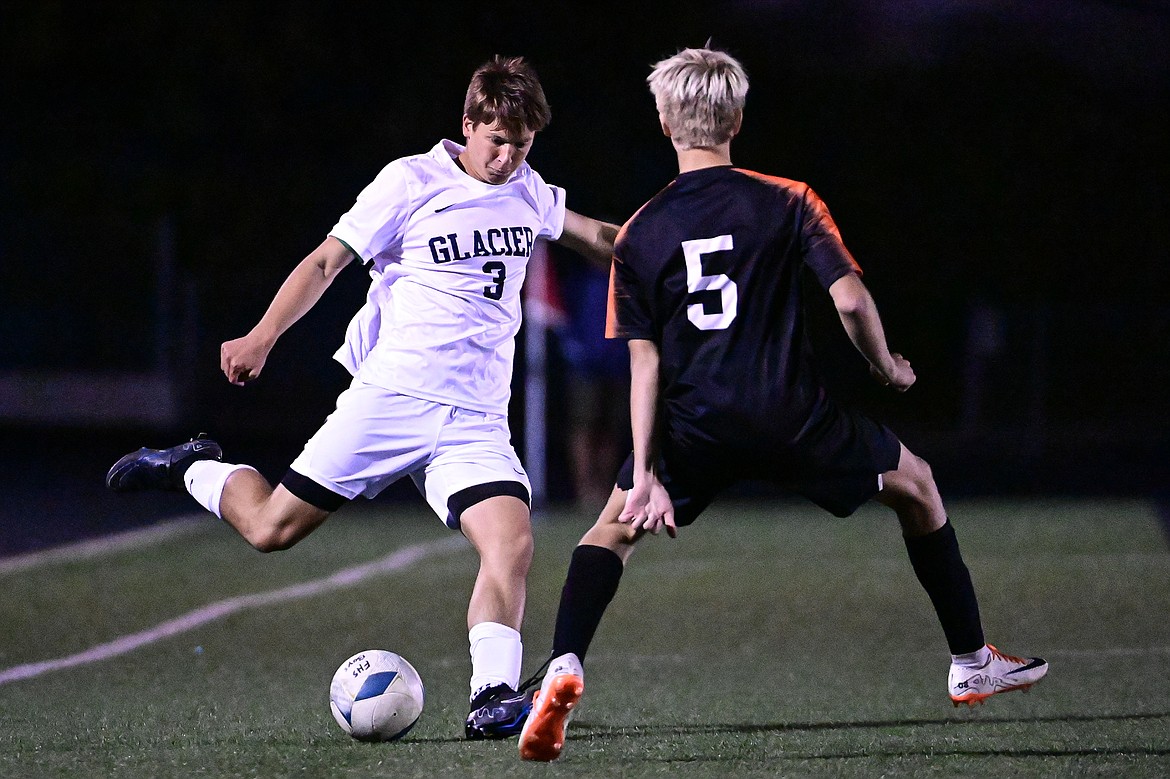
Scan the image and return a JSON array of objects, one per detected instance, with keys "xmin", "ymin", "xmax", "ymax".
[
  {"xmin": 0, "ymin": 535, "xmax": 464, "ymax": 686},
  {"xmin": 0, "ymin": 515, "xmax": 211, "ymax": 576}
]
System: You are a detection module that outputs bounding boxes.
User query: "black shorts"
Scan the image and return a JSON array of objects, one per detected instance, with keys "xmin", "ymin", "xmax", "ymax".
[{"xmin": 615, "ymin": 404, "xmax": 901, "ymax": 525}]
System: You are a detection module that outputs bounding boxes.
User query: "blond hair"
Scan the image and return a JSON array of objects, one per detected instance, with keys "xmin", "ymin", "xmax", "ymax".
[{"xmin": 647, "ymin": 47, "xmax": 748, "ymax": 148}]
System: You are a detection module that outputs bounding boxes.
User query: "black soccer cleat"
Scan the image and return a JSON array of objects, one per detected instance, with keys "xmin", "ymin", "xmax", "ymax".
[
  {"xmin": 105, "ymin": 435, "xmax": 223, "ymax": 493},
  {"xmin": 464, "ymin": 683, "xmax": 536, "ymax": 740}
]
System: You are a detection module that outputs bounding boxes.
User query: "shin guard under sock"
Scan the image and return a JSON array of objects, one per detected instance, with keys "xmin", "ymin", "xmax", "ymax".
[
  {"xmin": 551, "ymin": 544, "xmax": 624, "ymax": 663},
  {"xmin": 904, "ymin": 521, "xmax": 985, "ymax": 655}
]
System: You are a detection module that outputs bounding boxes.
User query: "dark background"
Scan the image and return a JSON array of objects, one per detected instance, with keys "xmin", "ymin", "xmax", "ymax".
[{"xmin": 2, "ymin": 1, "xmax": 1167, "ymax": 552}]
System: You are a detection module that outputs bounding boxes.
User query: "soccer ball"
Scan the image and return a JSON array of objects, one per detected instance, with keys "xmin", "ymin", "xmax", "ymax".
[{"xmin": 329, "ymin": 650, "xmax": 425, "ymax": 741}]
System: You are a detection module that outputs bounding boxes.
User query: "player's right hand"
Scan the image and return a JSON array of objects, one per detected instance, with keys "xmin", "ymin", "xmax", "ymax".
[
  {"xmin": 619, "ymin": 476, "xmax": 677, "ymax": 538},
  {"xmin": 220, "ymin": 335, "xmax": 270, "ymax": 386},
  {"xmin": 875, "ymin": 352, "xmax": 915, "ymax": 392}
]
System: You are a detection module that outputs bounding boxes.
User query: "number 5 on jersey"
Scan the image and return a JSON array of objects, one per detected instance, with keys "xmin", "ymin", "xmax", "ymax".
[{"xmin": 682, "ymin": 235, "xmax": 737, "ymax": 330}]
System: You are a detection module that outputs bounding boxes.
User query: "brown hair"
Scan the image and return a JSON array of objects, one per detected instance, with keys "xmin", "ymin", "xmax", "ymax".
[{"xmin": 463, "ymin": 56, "xmax": 551, "ymax": 134}]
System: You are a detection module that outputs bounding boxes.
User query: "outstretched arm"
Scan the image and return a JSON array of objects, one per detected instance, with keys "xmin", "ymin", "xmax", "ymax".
[
  {"xmin": 220, "ymin": 236, "xmax": 356, "ymax": 385},
  {"xmin": 618, "ymin": 338, "xmax": 677, "ymax": 537},
  {"xmin": 555, "ymin": 209, "xmax": 619, "ymax": 270},
  {"xmin": 828, "ymin": 272, "xmax": 915, "ymax": 391}
]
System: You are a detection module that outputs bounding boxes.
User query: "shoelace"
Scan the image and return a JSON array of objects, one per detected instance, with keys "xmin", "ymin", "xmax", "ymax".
[{"xmin": 516, "ymin": 654, "xmax": 555, "ymax": 694}]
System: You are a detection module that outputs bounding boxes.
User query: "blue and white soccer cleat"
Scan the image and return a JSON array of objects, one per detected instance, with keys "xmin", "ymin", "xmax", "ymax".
[
  {"xmin": 949, "ymin": 644, "xmax": 1048, "ymax": 707},
  {"xmin": 105, "ymin": 435, "xmax": 223, "ymax": 492},
  {"xmin": 465, "ymin": 683, "xmax": 536, "ymax": 740}
]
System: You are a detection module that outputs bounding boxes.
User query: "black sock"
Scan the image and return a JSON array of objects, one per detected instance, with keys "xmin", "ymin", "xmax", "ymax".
[
  {"xmin": 904, "ymin": 520, "xmax": 985, "ymax": 655},
  {"xmin": 551, "ymin": 544, "xmax": 624, "ymax": 663}
]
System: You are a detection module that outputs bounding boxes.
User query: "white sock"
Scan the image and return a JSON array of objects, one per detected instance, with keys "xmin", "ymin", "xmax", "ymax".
[
  {"xmin": 951, "ymin": 645, "xmax": 991, "ymax": 668},
  {"xmin": 468, "ymin": 622, "xmax": 522, "ymax": 702},
  {"xmin": 184, "ymin": 460, "xmax": 256, "ymax": 519}
]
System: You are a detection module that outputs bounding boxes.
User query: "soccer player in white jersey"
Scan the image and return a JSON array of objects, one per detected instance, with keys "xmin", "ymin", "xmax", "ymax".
[{"xmin": 107, "ymin": 56, "xmax": 619, "ymax": 740}]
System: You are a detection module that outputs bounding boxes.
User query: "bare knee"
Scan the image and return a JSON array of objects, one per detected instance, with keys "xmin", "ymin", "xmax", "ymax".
[
  {"xmin": 461, "ymin": 496, "xmax": 534, "ymax": 579},
  {"xmin": 581, "ymin": 516, "xmax": 639, "ymax": 552},
  {"xmin": 899, "ymin": 454, "xmax": 939, "ymax": 506},
  {"xmin": 878, "ymin": 447, "xmax": 945, "ymax": 535},
  {"xmin": 580, "ymin": 487, "xmax": 642, "ymax": 562},
  {"xmin": 247, "ymin": 518, "xmax": 301, "ymax": 553},
  {"xmin": 243, "ymin": 491, "xmax": 330, "ymax": 552},
  {"xmin": 481, "ymin": 526, "xmax": 534, "ymax": 578}
]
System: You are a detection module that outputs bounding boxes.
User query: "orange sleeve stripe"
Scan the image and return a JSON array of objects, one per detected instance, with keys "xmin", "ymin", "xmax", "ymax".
[
  {"xmin": 732, "ymin": 167, "xmax": 801, "ymax": 190},
  {"xmin": 604, "ymin": 259, "xmax": 620, "ymax": 338}
]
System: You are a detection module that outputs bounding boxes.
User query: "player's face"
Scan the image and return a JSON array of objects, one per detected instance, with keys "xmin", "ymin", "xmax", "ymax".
[{"xmin": 460, "ymin": 117, "xmax": 534, "ymax": 185}]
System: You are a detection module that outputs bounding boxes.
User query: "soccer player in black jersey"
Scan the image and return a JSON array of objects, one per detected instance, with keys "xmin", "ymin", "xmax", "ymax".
[{"xmin": 519, "ymin": 47, "xmax": 1048, "ymax": 762}]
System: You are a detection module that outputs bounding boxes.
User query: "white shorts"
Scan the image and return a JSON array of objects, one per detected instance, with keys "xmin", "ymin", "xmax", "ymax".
[{"xmin": 285, "ymin": 380, "xmax": 530, "ymax": 528}]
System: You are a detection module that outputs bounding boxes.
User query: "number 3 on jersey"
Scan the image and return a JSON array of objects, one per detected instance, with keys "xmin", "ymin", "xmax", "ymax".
[
  {"xmin": 682, "ymin": 235, "xmax": 737, "ymax": 330},
  {"xmin": 483, "ymin": 260, "xmax": 506, "ymax": 300}
]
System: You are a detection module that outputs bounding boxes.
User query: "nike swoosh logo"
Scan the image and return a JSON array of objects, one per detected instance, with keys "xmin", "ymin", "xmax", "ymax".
[{"xmin": 435, "ymin": 204, "xmax": 456, "ymax": 213}]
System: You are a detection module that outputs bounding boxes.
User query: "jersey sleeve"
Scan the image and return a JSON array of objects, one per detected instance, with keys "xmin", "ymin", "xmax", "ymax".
[
  {"xmin": 605, "ymin": 235, "xmax": 655, "ymax": 341},
  {"xmin": 536, "ymin": 180, "xmax": 567, "ymax": 240},
  {"xmin": 800, "ymin": 187, "xmax": 863, "ymax": 289},
  {"xmin": 329, "ymin": 161, "xmax": 414, "ymax": 261}
]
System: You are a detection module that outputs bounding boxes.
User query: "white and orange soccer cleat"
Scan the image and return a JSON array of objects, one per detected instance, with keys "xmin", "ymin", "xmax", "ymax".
[
  {"xmin": 519, "ymin": 653, "xmax": 584, "ymax": 762},
  {"xmin": 949, "ymin": 644, "xmax": 1048, "ymax": 707}
]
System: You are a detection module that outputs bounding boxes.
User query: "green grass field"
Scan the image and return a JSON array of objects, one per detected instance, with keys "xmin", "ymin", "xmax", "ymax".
[{"xmin": 1, "ymin": 498, "xmax": 1168, "ymax": 777}]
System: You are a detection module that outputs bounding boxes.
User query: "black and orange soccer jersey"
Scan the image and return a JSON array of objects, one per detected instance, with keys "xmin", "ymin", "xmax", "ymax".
[{"xmin": 607, "ymin": 165, "xmax": 863, "ymax": 455}]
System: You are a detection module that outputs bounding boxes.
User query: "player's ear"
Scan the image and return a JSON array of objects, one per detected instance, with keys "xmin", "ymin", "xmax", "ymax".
[
  {"xmin": 462, "ymin": 115, "xmax": 475, "ymax": 138},
  {"xmin": 729, "ymin": 109, "xmax": 743, "ymax": 139},
  {"xmin": 659, "ymin": 112, "xmax": 672, "ymax": 138}
]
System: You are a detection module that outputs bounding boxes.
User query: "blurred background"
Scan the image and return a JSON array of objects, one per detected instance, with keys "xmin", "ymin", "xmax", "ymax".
[{"xmin": 2, "ymin": 0, "xmax": 1167, "ymax": 553}]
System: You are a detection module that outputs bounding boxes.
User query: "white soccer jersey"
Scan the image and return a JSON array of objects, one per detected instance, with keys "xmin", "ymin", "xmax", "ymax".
[{"xmin": 330, "ymin": 139, "xmax": 566, "ymax": 415}]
